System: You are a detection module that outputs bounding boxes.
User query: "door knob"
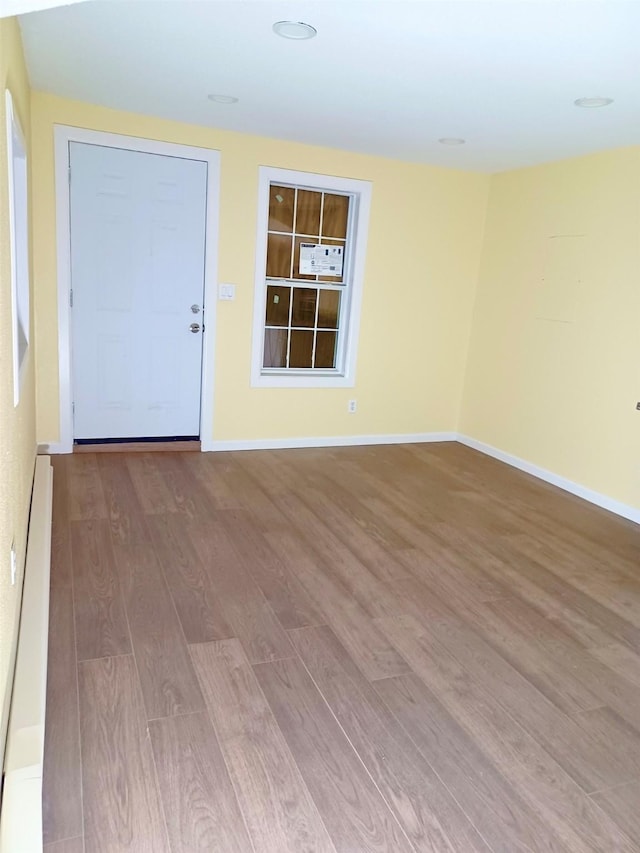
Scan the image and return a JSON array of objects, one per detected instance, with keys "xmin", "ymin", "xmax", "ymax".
[
  {"xmin": 191, "ymin": 304, "xmax": 201, "ymax": 314},
  {"xmin": 189, "ymin": 323, "xmax": 201, "ymax": 333}
]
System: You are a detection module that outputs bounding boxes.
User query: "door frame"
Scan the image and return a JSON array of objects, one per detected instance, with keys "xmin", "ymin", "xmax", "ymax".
[{"xmin": 52, "ymin": 124, "xmax": 221, "ymax": 453}]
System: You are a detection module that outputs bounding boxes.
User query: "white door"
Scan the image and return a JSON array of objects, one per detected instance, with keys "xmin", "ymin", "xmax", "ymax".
[{"xmin": 69, "ymin": 142, "xmax": 207, "ymax": 440}]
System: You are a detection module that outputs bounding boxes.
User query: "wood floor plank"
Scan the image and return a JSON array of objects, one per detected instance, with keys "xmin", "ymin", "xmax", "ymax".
[
  {"xmin": 393, "ymin": 574, "xmax": 607, "ymax": 718},
  {"xmin": 68, "ymin": 453, "xmax": 108, "ymax": 521},
  {"xmin": 190, "ymin": 639, "xmax": 336, "ymax": 853},
  {"xmin": 50, "ymin": 455, "xmax": 73, "ymax": 587},
  {"xmin": 188, "ymin": 519, "xmax": 294, "ymax": 664},
  {"xmin": 255, "ymin": 655, "xmax": 414, "ymax": 853},
  {"xmin": 474, "ymin": 596, "xmax": 608, "ymax": 714},
  {"xmin": 479, "ymin": 597, "xmax": 640, "ymax": 732},
  {"xmin": 509, "ymin": 531, "xmax": 640, "ymax": 625},
  {"xmin": 97, "ymin": 454, "xmax": 151, "ymax": 545},
  {"xmin": 156, "ymin": 453, "xmax": 217, "ymax": 521},
  {"xmin": 149, "ymin": 711, "xmax": 252, "ymax": 852},
  {"xmin": 214, "ymin": 509, "xmax": 325, "ymax": 630},
  {"xmin": 273, "ymin": 491, "xmax": 404, "ymax": 619},
  {"xmin": 244, "ymin": 453, "xmax": 410, "ymax": 582},
  {"xmin": 379, "ymin": 610, "xmax": 639, "ymax": 794},
  {"xmin": 47, "ymin": 444, "xmax": 640, "ymax": 853},
  {"xmin": 214, "ymin": 458, "xmax": 291, "ymax": 532},
  {"xmin": 111, "ymin": 543, "xmax": 205, "ymax": 719},
  {"xmin": 146, "ymin": 513, "xmax": 235, "ymax": 644},
  {"xmin": 397, "ymin": 527, "xmax": 509, "ymax": 603},
  {"xmin": 44, "ymin": 838, "xmax": 84, "ymax": 853},
  {"xmin": 266, "ymin": 529, "xmax": 410, "ymax": 681},
  {"xmin": 590, "ymin": 642, "xmax": 640, "ymax": 687},
  {"xmin": 377, "ymin": 614, "xmax": 640, "ymax": 851},
  {"xmin": 299, "ymin": 462, "xmax": 413, "ymax": 554},
  {"xmin": 43, "ymin": 582, "xmax": 83, "ymax": 844},
  {"xmin": 503, "ymin": 532, "xmax": 640, "ymax": 650},
  {"xmin": 454, "ymin": 530, "xmax": 624, "ymax": 650},
  {"xmin": 235, "ymin": 449, "xmax": 304, "ymax": 497},
  {"xmin": 125, "ymin": 453, "xmax": 182, "ymax": 514},
  {"xmin": 71, "ymin": 519, "xmax": 131, "ymax": 661},
  {"xmin": 182, "ymin": 451, "xmax": 245, "ymax": 510},
  {"xmin": 570, "ymin": 706, "xmax": 640, "ymax": 784},
  {"xmin": 513, "ymin": 522, "xmax": 640, "ymax": 587},
  {"xmin": 78, "ymin": 655, "xmax": 169, "ymax": 852},
  {"xmin": 591, "ymin": 781, "xmax": 640, "ymax": 843},
  {"xmin": 289, "ymin": 625, "xmax": 491, "ymax": 852},
  {"xmin": 375, "ymin": 673, "xmax": 567, "ymax": 853},
  {"xmin": 396, "ymin": 518, "xmax": 627, "ymax": 656}
]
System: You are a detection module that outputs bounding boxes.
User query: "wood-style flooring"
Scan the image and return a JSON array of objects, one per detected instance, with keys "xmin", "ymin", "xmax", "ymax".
[{"xmin": 42, "ymin": 443, "xmax": 640, "ymax": 852}]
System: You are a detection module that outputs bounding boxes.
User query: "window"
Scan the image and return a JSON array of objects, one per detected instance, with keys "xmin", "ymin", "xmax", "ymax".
[
  {"xmin": 5, "ymin": 89, "xmax": 29, "ymax": 406},
  {"xmin": 251, "ymin": 167, "xmax": 371, "ymax": 388}
]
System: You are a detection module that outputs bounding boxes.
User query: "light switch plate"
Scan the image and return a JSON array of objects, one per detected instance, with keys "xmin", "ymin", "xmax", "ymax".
[{"xmin": 219, "ymin": 283, "xmax": 236, "ymax": 301}]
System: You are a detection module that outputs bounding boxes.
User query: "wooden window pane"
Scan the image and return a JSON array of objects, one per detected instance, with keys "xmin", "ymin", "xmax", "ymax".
[
  {"xmin": 293, "ymin": 236, "xmax": 316, "ymax": 280},
  {"xmin": 315, "ymin": 331, "xmax": 337, "ymax": 368},
  {"xmin": 269, "ymin": 185, "xmax": 295, "ymax": 232},
  {"xmin": 263, "ymin": 328, "xmax": 288, "ymax": 368},
  {"xmin": 265, "ymin": 285, "xmax": 290, "ymax": 326},
  {"xmin": 318, "ymin": 238, "xmax": 345, "ymax": 283},
  {"xmin": 295, "ymin": 190, "xmax": 321, "ymax": 236},
  {"xmin": 318, "ymin": 290, "xmax": 340, "ymax": 329},
  {"xmin": 289, "ymin": 330, "xmax": 314, "ymax": 368},
  {"xmin": 291, "ymin": 288, "xmax": 317, "ymax": 328},
  {"xmin": 266, "ymin": 233, "xmax": 292, "ymax": 279},
  {"xmin": 322, "ymin": 194, "xmax": 349, "ymax": 239}
]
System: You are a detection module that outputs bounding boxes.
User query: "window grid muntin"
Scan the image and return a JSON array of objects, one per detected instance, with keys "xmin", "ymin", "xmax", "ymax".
[
  {"xmin": 264, "ymin": 283, "xmax": 341, "ymax": 370},
  {"xmin": 263, "ymin": 182, "xmax": 352, "ymax": 372}
]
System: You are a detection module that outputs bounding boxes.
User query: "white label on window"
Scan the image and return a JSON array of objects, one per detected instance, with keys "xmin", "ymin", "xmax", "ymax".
[{"xmin": 299, "ymin": 243, "xmax": 344, "ymax": 276}]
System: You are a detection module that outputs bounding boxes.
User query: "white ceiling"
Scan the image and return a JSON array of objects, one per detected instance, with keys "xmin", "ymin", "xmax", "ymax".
[{"xmin": 17, "ymin": 0, "xmax": 640, "ymax": 173}]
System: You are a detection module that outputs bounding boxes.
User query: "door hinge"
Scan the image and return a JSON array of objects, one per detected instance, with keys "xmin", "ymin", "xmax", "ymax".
[
  {"xmin": 72, "ymin": 401, "xmax": 75, "ymax": 420},
  {"xmin": 68, "ymin": 165, "xmax": 71, "ymax": 185},
  {"xmin": 69, "ymin": 288, "xmax": 73, "ymax": 307}
]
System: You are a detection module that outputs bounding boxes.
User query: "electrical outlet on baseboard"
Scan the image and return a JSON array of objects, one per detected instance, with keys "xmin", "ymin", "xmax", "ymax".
[{"xmin": 348, "ymin": 399, "xmax": 357, "ymax": 414}]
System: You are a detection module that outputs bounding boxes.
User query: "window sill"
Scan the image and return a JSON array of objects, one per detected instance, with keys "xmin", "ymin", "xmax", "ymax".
[{"xmin": 251, "ymin": 369, "xmax": 354, "ymax": 389}]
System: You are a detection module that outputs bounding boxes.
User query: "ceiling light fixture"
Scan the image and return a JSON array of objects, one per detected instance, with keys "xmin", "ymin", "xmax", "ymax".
[
  {"xmin": 208, "ymin": 94, "xmax": 239, "ymax": 104},
  {"xmin": 574, "ymin": 97, "xmax": 614, "ymax": 108},
  {"xmin": 273, "ymin": 20, "xmax": 317, "ymax": 40},
  {"xmin": 438, "ymin": 137, "xmax": 466, "ymax": 146}
]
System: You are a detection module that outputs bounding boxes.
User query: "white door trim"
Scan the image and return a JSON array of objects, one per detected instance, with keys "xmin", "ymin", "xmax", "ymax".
[{"xmin": 53, "ymin": 125, "xmax": 220, "ymax": 453}]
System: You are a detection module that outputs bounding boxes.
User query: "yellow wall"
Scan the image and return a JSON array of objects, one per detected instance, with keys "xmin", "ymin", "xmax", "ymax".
[
  {"xmin": 461, "ymin": 147, "xmax": 640, "ymax": 509},
  {"xmin": 31, "ymin": 92, "xmax": 489, "ymax": 444},
  {"xmin": 29, "ymin": 92, "xmax": 639, "ymax": 519},
  {"xmin": 0, "ymin": 17, "xmax": 36, "ymax": 763}
]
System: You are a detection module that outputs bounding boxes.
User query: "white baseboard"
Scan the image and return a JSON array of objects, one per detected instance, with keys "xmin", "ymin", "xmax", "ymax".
[
  {"xmin": 201, "ymin": 431, "xmax": 457, "ymax": 452},
  {"xmin": 457, "ymin": 434, "xmax": 640, "ymax": 526},
  {"xmin": 38, "ymin": 441, "xmax": 72, "ymax": 455},
  {"xmin": 0, "ymin": 456, "xmax": 54, "ymax": 853}
]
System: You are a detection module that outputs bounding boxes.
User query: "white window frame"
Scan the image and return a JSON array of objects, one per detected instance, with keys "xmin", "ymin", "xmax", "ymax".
[
  {"xmin": 5, "ymin": 89, "xmax": 30, "ymax": 407},
  {"xmin": 251, "ymin": 166, "xmax": 372, "ymax": 388}
]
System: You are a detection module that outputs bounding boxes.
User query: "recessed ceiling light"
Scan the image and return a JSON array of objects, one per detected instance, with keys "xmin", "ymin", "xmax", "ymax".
[
  {"xmin": 273, "ymin": 20, "xmax": 317, "ymax": 40},
  {"xmin": 208, "ymin": 94, "xmax": 239, "ymax": 104},
  {"xmin": 438, "ymin": 137, "xmax": 466, "ymax": 146},
  {"xmin": 574, "ymin": 97, "xmax": 614, "ymax": 108}
]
